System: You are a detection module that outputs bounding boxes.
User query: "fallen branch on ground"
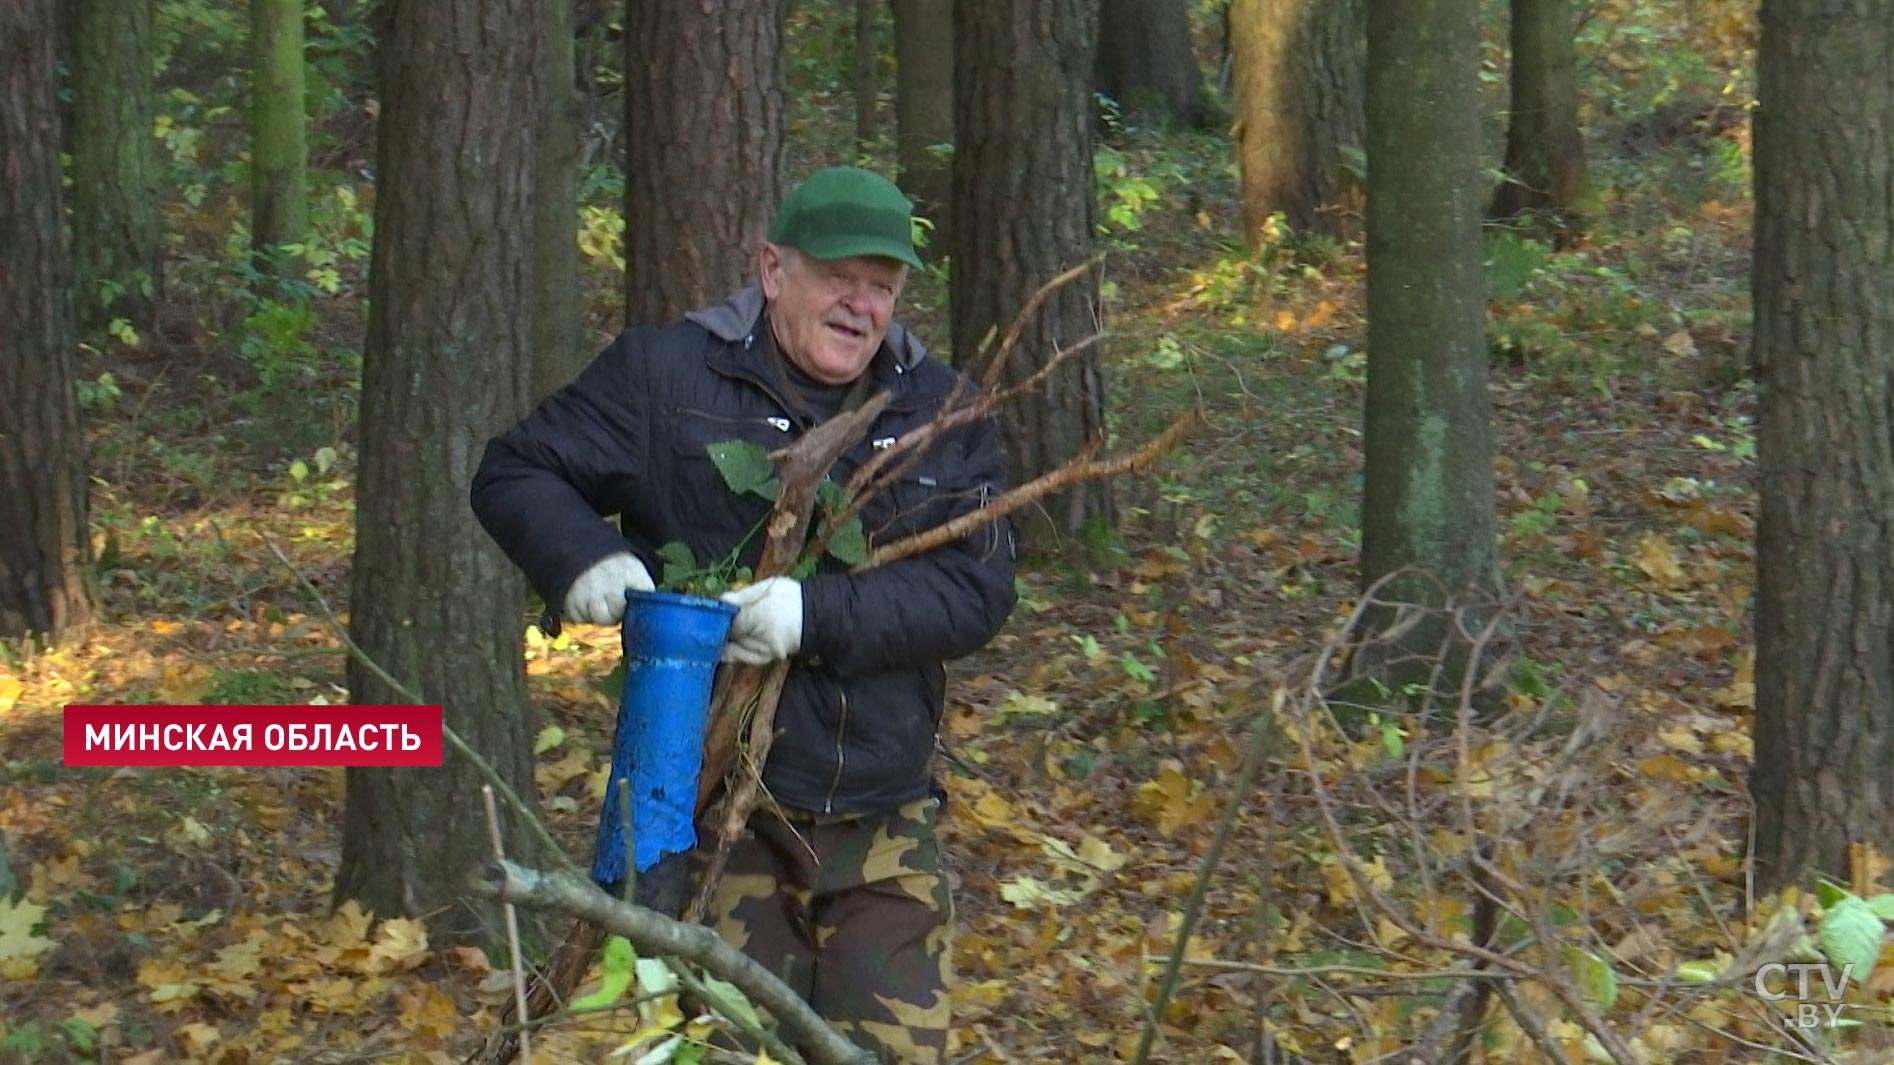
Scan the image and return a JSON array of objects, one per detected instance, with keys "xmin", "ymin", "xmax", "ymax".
[{"xmin": 471, "ymin": 860, "xmax": 875, "ymax": 1065}]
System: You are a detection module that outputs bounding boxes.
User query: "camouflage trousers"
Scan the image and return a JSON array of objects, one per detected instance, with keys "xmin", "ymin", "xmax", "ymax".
[{"xmin": 709, "ymin": 795, "xmax": 953, "ymax": 1064}]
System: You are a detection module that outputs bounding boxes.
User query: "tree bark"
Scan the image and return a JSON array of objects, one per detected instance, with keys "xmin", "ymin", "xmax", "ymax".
[
  {"xmin": 891, "ymin": 0, "xmax": 953, "ymax": 255},
  {"xmin": 1750, "ymin": 0, "xmax": 1894, "ymax": 891},
  {"xmin": 1354, "ymin": 0, "xmax": 1500, "ymax": 686},
  {"xmin": 336, "ymin": 0, "xmax": 545, "ymax": 947},
  {"xmin": 1096, "ymin": 0, "xmax": 1203, "ymax": 128},
  {"xmin": 533, "ymin": 0, "xmax": 583, "ymax": 402},
  {"xmin": 854, "ymin": 0, "xmax": 882, "ymax": 152},
  {"xmin": 1, "ymin": 0, "xmax": 93, "ymax": 643},
  {"xmin": 623, "ymin": 0, "xmax": 785, "ymax": 326},
  {"xmin": 1490, "ymin": 0, "xmax": 1592, "ymax": 236},
  {"xmin": 1229, "ymin": 0, "xmax": 1365, "ymax": 241},
  {"xmin": 951, "ymin": 0, "xmax": 1110, "ymax": 549},
  {"xmin": 251, "ymin": 0, "xmax": 309, "ymax": 258},
  {"xmin": 72, "ymin": 0, "xmax": 160, "ymax": 331}
]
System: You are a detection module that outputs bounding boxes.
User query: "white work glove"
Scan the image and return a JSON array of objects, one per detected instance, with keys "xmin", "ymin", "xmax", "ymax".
[
  {"xmin": 562, "ymin": 552, "xmax": 655, "ymax": 625},
  {"xmin": 720, "ymin": 577, "xmax": 803, "ymax": 665}
]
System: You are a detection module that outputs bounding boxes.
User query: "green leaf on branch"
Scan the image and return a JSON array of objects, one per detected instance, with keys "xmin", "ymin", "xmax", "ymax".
[
  {"xmin": 707, "ymin": 440, "xmax": 777, "ymax": 499},
  {"xmin": 1815, "ymin": 880, "xmax": 1852, "ymax": 910},
  {"xmin": 570, "ymin": 935, "xmax": 636, "ymax": 1010},
  {"xmin": 816, "ymin": 478, "xmax": 847, "ymax": 513},
  {"xmin": 1565, "ymin": 946, "xmax": 1619, "ymax": 1011},
  {"xmin": 697, "ymin": 973, "xmax": 763, "ymax": 1031},
  {"xmin": 596, "ymin": 661, "xmax": 627, "ymax": 702},
  {"xmin": 1818, "ymin": 895, "xmax": 1882, "ymax": 984},
  {"xmin": 1867, "ymin": 894, "xmax": 1894, "ymax": 921},
  {"xmin": 656, "ymin": 541, "xmax": 699, "ymax": 590},
  {"xmin": 634, "ymin": 956, "xmax": 674, "ymax": 995},
  {"xmin": 1674, "ymin": 959, "xmax": 1722, "ymax": 984},
  {"xmin": 826, "ymin": 516, "xmax": 867, "ymax": 566}
]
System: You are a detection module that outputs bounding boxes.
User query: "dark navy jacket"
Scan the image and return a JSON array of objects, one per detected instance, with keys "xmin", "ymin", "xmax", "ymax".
[{"xmin": 471, "ymin": 287, "xmax": 1016, "ymax": 814}]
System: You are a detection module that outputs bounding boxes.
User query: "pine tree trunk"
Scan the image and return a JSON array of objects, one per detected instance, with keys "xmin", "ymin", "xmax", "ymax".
[
  {"xmin": 1490, "ymin": 0, "xmax": 1592, "ymax": 235},
  {"xmin": 891, "ymin": 0, "xmax": 953, "ymax": 254},
  {"xmin": 1354, "ymin": 0, "xmax": 1500, "ymax": 688},
  {"xmin": 336, "ymin": 0, "xmax": 545, "ymax": 947},
  {"xmin": 72, "ymin": 0, "xmax": 160, "ymax": 331},
  {"xmin": 1096, "ymin": 0, "xmax": 1203, "ymax": 128},
  {"xmin": 1, "ymin": 0, "xmax": 93, "ymax": 642},
  {"xmin": 251, "ymin": 0, "xmax": 309, "ymax": 258},
  {"xmin": 952, "ymin": 0, "xmax": 1110, "ymax": 548},
  {"xmin": 533, "ymin": 0, "xmax": 583, "ymax": 402},
  {"xmin": 623, "ymin": 0, "xmax": 785, "ymax": 326},
  {"xmin": 1750, "ymin": 0, "xmax": 1894, "ymax": 891},
  {"xmin": 854, "ymin": 0, "xmax": 882, "ymax": 152},
  {"xmin": 1229, "ymin": 0, "xmax": 1365, "ymax": 241}
]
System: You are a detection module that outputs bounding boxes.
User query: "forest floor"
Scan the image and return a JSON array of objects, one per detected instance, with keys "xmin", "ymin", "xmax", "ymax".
[{"xmin": 5, "ymin": 71, "xmax": 1892, "ymax": 1065}]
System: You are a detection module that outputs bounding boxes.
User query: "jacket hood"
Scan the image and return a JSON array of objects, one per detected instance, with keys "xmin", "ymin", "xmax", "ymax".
[{"xmin": 685, "ymin": 285, "xmax": 930, "ymax": 372}]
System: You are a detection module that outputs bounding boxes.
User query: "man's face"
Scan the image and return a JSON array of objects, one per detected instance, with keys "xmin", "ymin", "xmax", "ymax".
[{"xmin": 758, "ymin": 243, "xmax": 906, "ymax": 385}]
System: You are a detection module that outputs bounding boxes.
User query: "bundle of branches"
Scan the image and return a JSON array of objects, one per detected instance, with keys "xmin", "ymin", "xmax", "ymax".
[{"xmin": 473, "ymin": 262, "xmax": 1193, "ymax": 1065}]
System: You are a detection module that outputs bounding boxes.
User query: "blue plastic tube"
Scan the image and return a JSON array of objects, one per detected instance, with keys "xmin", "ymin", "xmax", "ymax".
[{"xmin": 590, "ymin": 589, "xmax": 737, "ymax": 889}]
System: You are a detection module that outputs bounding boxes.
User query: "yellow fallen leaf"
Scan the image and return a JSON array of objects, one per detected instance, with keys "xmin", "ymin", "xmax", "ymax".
[
  {"xmin": 1849, "ymin": 842, "xmax": 1893, "ymax": 896},
  {"xmin": 370, "ymin": 916, "xmax": 431, "ymax": 973},
  {"xmin": 326, "ymin": 899, "xmax": 373, "ymax": 948},
  {"xmin": 1638, "ymin": 754, "xmax": 1693, "ymax": 782},
  {"xmin": 1656, "ymin": 725, "xmax": 1704, "ymax": 754},
  {"xmin": 177, "ymin": 1022, "xmax": 220, "ymax": 1055},
  {"xmin": 1715, "ymin": 653, "xmax": 1755, "ymax": 710},
  {"xmin": 1076, "ymin": 834, "xmax": 1127, "ymax": 873},
  {"xmin": 397, "ymin": 985, "xmax": 458, "ymax": 1043},
  {"xmin": 0, "ymin": 897, "xmax": 56, "ymax": 961},
  {"xmin": 1632, "ymin": 533, "xmax": 1688, "ymax": 589},
  {"xmin": 138, "ymin": 959, "xmax": 202, "ymax": 1010},
  {"xmin": 1319, "ymin": 856, "xmax": 1357, "ymax": 908},
  {"xmin": 70, "ymin": 1003, "xmax": 119, "ymax": 1029}
]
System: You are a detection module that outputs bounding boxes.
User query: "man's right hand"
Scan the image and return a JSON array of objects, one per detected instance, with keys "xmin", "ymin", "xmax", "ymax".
[{"xmin": 562, "ymin": 553, "xmax": 655, "ymax": 625}]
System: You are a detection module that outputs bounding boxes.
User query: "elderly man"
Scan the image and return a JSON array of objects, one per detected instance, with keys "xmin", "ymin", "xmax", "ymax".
[{"xmin": 471, "ymin": 166, "xmax": 1016, "ymax": 1063}]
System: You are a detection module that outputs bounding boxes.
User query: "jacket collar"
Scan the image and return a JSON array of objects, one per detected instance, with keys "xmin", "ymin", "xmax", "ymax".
[{"xmin": 686, "ymin": 285, "xmax": 941, "ymax": 410}]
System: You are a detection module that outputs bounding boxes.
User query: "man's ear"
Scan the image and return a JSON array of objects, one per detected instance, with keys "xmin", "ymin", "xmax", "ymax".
[{"xmin": 757, "ymin": 242, "xmax": 785, "ymax": 301}]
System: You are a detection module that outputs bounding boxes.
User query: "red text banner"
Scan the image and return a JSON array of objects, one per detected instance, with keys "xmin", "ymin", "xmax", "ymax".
[{"xmin": 62, "ymin": 705, "xmax": 443, "ymax": 767}]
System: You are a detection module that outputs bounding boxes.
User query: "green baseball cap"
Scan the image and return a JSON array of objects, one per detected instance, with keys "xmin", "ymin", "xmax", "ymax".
[{"xmin": 768, "ymin": 166, "xmax": 923, "ymax": 269}]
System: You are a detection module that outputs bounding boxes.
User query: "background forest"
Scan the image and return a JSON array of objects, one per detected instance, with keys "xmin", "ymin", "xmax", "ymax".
[{"xmin": 2, "ymin": 0, "xmax": 1892, "ymax": 1063}]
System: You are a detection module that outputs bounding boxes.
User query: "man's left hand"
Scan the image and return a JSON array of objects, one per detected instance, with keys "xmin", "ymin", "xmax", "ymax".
[{"xmin": 720, "ymin": 577, "xmax": 803, "ymax": 665}]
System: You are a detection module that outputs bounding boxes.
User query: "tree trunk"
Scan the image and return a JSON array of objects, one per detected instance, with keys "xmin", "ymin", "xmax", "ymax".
[
  {"xmin": 891, "ymin": 0, "xmax": 952, "ymax": 255},
  {"xmin": 854, "ymin": 0, "xmax": 882, "ymax": 152},
  {"xmin": 1354, "ymin": 0, "xmax": 1500, "ymax": 689},
  {"xmin": 1229, "ymin": 0, "xmax": 1365, "ymax": 241},
  {"xmin": 251, "ymin": 0, "xmax": 309, "ymax": 259},
  {"xmin": 1, "ymin": 0, "xmax": 93, "ymax": 643},
  {"xmin": 336, "ymin": 0, "xmax": 545, "ymax": 947},
  {"xmin": 1750, "ymin": 0, "xmax": 1894, "ymax": 891},
  {"xmin": 533, "ymin": 0, "xmax": 583, "ymax": 402},
  {"xmin": 623, "ymin": 0, "xmax": 785, "ymax": 326},
  {"xmin": 72, "ymin": 0, "xmax": 160, "ymax": 331},
  {"xmin": 952, "ymin": 0, "xmax": 1110, "ymax": 549},
  {"xmin": 1490, "ymin": 0, "xmax": 1592, "ymax": 236},
  {"xmin": 1096, "ymin": 0, "xmax": 1203, "ymax": 128}
]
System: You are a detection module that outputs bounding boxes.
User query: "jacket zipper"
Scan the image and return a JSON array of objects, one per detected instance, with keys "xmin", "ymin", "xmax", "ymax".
[
  {"xmin": 823, "ymin": 681, "xmax": 849, "ymax": 814},
  {"xmin": 673, "ymin": 406, "xmax": 793, "ymax": 434}
]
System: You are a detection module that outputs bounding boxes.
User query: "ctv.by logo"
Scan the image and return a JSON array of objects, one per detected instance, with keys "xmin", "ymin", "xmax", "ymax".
[{"xmin": 1753, "ymin": 962, "xmax": 1855, "ymax": 1029}]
